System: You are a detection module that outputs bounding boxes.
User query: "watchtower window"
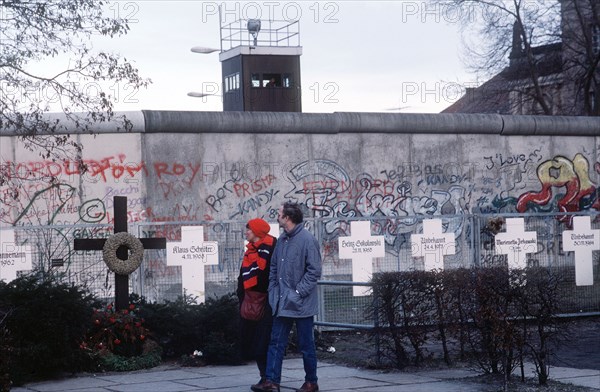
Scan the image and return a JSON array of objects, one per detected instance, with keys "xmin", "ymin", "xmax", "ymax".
[
  {"xmin": 224, "ymin": 72, "xmax": 240, "ymax": 92},
  {"xmin": 283, "ymin": 73, "xmax": 293, "ymax": 88},
  {"xmin": 251, "ymin": 73, "xmax": 261, "ymax": 87},
  {"xmin": 263, "ymin": 73, "xmax": 281, "ymax": 87}
]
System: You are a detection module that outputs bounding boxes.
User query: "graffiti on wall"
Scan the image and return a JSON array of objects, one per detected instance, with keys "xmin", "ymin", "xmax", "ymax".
[
  {"xmin": 3, "ymin": 149, "xmax": 599, "ymax": 233},
  {"xmin": 516, "ymin": 153, "xmax": 600, "ymax": 216}
]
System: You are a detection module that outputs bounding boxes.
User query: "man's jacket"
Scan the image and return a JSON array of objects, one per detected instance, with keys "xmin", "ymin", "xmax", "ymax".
[{"xmin": 268, "ymin": 223, "xmax": 322, "ymax": 318}]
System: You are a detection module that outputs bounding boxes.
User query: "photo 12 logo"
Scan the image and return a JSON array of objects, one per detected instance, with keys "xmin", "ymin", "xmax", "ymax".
[
  {"xmin": 0, "ymin": 80, "xmax": 140, "ymax": 107},
  {"xmin": 201, "ymin": 2, "xmax": 340, "ymax": 24},
  {"xmin": 400, "ymin": 81, "xmax": 477, "ymax": 105}
]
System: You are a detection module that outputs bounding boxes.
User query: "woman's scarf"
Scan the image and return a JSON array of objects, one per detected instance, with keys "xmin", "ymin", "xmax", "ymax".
[{"xmin": 241, "ymin": 235, "xmax": 274, "ymax": 289}]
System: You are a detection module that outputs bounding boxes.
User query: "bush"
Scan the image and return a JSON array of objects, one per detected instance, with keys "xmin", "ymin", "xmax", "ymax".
[
  {"xmin": 0, "ymin": 276, "xmax": 96, "ymax": 385},
  {"xmin": 94, "ymin": 339, "xmax": 163, "ymax": 372},
  {"xmin": 137, "ymin": 293, "xmax": 242, "ymax": 365},
  {"xmin": 369, "ymin": 266, "xmax": 566, "ymax": 386},
  {"xmin": 0, "ymin": 312, "xmax": 13, "ymax": 391},
  {"xmin": 370, "ymin": 271, "xmax": 436, "ymax": 368},
  {"xmin": 83, "ymin": 303, "xmax": 150, "ymax": 358}
]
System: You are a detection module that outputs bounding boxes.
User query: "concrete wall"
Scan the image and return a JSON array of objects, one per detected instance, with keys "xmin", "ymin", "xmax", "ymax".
[
  {"xmin": 1, "ymin": 111, "xmax": 599, "ymax": 304},
  {"xmin": 2, "ymin": 111, "xmax": 599, "ymax": 228}
]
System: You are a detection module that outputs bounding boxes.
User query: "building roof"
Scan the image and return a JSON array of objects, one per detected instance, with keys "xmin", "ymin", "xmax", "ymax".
[{"xmin": 442, "ymin": 42, "xmax": 563, "ymax": 114}]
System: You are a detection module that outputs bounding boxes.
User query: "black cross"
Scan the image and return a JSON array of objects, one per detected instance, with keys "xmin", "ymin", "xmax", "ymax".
[{"xmin": 74, "ymin": 196, "xmax": 166, "ymax": 310}]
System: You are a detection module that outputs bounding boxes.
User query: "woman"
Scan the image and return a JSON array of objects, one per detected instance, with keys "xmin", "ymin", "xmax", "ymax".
[{"xmin": 237, "ymin": 218, "xmax": 277, "ymax": 386}]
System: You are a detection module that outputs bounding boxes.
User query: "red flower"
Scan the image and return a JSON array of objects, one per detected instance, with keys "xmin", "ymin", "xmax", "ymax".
[
  {"xmin": 122, "ymin": 310, "xmax": 129, "ymax": 315},
  {"xmin": 109, "ymin": 318, "xmax": 116, "ymax": 324},
  {"xmin": 139, "ymin": 335, "xmax": 145, "ymax": 340},
  {"xmin": 114, "ymin": 339, "xmax": 121, "ymax": 345},
  {"xmin": 135, "ymin": 322, "xmax": 141, "ymax": 327},
  {"xmin": 129, "ymin": 304, "xmax": 135, "ymax": 310}
]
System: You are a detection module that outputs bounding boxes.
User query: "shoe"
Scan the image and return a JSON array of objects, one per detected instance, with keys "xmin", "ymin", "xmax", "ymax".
[
  {"xmin": 250, "ymin": 377, "xmax": 265, "ymax": 392},
  {"xmin": 252, "ymin": 379, "xmax": 280, "ymax": 392},
  {"xmin": 296, "ymin": 381, "xmax": 319, "ymax": 392}
]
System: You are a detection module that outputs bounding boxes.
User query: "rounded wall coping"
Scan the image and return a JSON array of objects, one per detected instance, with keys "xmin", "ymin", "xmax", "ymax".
[{"xmin": 1, "ymin": 110, "xmax": 599, "ymax": 136}]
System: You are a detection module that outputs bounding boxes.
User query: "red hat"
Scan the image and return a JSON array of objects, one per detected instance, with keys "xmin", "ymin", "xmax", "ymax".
[{"xmin": 247, "ymin": 218, "xmax": 271, "ymax": 238}]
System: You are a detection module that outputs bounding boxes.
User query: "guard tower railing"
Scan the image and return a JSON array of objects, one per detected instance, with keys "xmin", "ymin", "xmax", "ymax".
[{"xmin": 220, "ymin": 18, "xmax": 300, "ymax": 51}]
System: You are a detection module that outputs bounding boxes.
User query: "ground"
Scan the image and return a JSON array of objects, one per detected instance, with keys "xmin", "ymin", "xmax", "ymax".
[{"xmin": 313, "ymin": 316, "xmax": 600, "ymax": 391}]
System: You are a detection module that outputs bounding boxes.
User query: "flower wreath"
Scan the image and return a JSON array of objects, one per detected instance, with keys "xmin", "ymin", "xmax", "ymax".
[{"xmin": 102, "ymin": 232, "xmax": 144, "ymax": 275}]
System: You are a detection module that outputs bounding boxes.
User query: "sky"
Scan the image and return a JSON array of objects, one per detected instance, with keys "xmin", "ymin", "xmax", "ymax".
[{"xmin": 78, "ymin": 1, "xmax": 480, "ymax": 114}]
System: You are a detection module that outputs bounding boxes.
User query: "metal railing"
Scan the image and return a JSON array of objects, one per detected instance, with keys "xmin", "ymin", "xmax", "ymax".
[{"xmin": 2, "ymin": 211, "xmax": 598, "ymax": 327}]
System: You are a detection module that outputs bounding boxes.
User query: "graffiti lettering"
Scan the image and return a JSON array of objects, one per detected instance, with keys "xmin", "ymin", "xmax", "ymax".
[
  {"xmin": 233, "ymin": 174, "xmax": 277, "ymax": 197},
  {"xmin": 229, "ymin": 189, "xmax": 280, "ymax": 219}
]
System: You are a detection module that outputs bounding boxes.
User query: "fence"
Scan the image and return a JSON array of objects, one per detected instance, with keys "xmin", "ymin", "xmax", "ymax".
[{"xmin": 2, "ymin": 212, "xmax": 599, "ymax": 328}]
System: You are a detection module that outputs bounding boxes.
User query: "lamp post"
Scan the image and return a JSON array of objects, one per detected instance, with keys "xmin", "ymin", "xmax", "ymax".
[
  {"xmin": 190, "ymin": 46, "xmax": 220, "ymax": 54},
  {"xmin": 189, "ymin": 46, "xmax": 221, "ymax": 107}
]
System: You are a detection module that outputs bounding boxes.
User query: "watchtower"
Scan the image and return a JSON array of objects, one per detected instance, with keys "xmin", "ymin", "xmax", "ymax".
[{"xmin": 218, "ymin": 17, "xmax": 302, "ymax": 112}]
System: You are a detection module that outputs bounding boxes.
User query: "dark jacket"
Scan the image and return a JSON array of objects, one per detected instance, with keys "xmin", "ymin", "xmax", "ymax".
[{"xmin": 268, "ymin": 224, "xmax": 322, "ymax": 318}]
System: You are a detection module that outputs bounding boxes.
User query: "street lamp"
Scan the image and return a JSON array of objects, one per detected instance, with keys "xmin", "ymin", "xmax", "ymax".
[
  {"xmin": 187, "ymin": 92, "xmax": 222, "ymax": 98},
  {"xmin": 189, "ymin": 46, "xmax": 222, "ymax": 106},
  {"xmin": 190, "ymin": 46, "xmax": 220, "ymax": 54}
]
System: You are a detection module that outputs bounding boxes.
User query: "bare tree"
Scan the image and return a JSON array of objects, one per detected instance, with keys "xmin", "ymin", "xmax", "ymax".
[
  {"xmin": 0, "ymin": 0, "xmax": 150, "ymax": 188},
  {"xmin": 561, "ymin": 0, "xmax": 600, "ymax": 115},
  {"xmin": 444, "ymin": 0, "xmax": 599, "ymax": 116}
]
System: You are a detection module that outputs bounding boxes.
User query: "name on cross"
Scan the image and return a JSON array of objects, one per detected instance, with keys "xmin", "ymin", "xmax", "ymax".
[
  {"xmin": 340, "ymin": 238, "xmax": 383, "ymax": 254},
  {"xmin": 496, "ymin": 238, "xmax": 537, "ymax": 246},
  {"xmin": 172, "ymin": 245, "xmax": 217, "ymax": 254}
]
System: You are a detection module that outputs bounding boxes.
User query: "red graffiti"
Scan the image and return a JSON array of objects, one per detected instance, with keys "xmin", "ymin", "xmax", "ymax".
[
  {"xmin": 153, "ymin": 162, "xmax": 201, "ymax": 184},
  {"xmin": 3, "ymin": 156, "xmax": 203, "ymax": 184},
  {"xmin": 517, "ymin": 154, "xmax": 600, "ymax": 221},
  {"xmin": 233, "ymin": 174, "xmax": 277, "ymax": 197},
  {"xmin": 2, "ymin": 154, "xmax": 146, "ymax": 183}
]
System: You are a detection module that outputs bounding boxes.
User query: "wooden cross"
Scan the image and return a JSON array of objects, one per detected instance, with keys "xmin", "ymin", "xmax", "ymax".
[{"xmin": 74, "ymin": 196, "xmax": 166, "ymax": 310}]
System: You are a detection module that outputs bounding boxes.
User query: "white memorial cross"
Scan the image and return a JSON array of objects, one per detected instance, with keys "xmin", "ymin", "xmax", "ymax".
[
  {"xmin": 494, "ymin": 218, "xmax": 538, "ymax": 271},
  {"xmin": 0, "ymin": 230, "xmax": 33, "ymax": 282},
  {"xmin": 562, "ymin": 216, "xmax": 599, "ymax": 286},
  {"xmin": 166, "ymin": 226, "xmax": 219, "ymax": 303},
  {"xmin": 338, "ymin": 221, "xmax": 385, "ymax": 296},
  {"xmin": 411, "ymin": 219, "xmax": 456, "ymax": 271}
]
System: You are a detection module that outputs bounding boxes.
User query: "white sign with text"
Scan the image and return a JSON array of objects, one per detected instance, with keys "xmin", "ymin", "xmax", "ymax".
[
  {"xmin": 562, "ymin": 216, "xmax": 599, "ymax": 286},
  {"xmin": 495, "ymin": 218, "xmax": 538, "ymax": 271},
  {"xmin": 0, "ymin": 230, "xmax": 33, "ymax": 282},
  {"xmin": 166, "ymin": 226, "xmax": 219, "ymax": 303},
  {"xmin": 338, "ymin": 221, "xmax": 385, "ymax": 296},
  {"xmin": 411, "ymin": 219, "xmax": 456, "ymax": 271}
]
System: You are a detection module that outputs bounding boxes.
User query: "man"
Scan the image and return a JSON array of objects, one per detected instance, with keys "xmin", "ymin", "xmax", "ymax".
[{"xmin": 252, "ymin": 202, "xmax": 322, "ymax": 392}]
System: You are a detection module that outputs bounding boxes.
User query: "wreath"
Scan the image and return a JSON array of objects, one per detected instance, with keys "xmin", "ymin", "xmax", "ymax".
[{"xmin": 102, "ymin": 232, "xmax": 145, "ymax": 275}]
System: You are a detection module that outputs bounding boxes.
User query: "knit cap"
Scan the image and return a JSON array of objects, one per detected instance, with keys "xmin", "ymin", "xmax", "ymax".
[{"xmin": 247, "ymin": 218, "xmax": 270, "ymax": 238}]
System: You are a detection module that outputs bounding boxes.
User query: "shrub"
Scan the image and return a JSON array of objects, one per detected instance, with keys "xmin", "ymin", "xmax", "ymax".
[
  {"xmin": 135, "ymin": 294, "xmax": 203, "ymax": 359},
  {"xmin": 83, "ymin": 303, "xmax": 150, "ymax": 358},
  {"xmin": 94, "ymin": 339, "xmax": 162, "ymax": 372},
  {"xmin": 0, "ymin": 311, "xmax": 13, "ymax": 391},
  {"xmin": 137, "ymin": 293, "xmax": 242, "ymax": 365},
  {"xmin": 370, "ymin": 271, "xmax": 436, "ymax": 368},
  {"xmin": 0, "ymin": 276, "xmax": 96, "ymax": 385}
]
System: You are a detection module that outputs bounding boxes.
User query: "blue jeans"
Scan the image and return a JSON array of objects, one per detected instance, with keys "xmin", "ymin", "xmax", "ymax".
[{"xmin": 265, "ymin": 316, "xmax": 318, "ymax": 384}]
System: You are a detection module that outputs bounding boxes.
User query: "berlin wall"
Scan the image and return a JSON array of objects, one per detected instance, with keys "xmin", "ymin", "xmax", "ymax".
[{"xmin": 1, "ymin": 111, "xmax": 599, "ymax": 307}]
